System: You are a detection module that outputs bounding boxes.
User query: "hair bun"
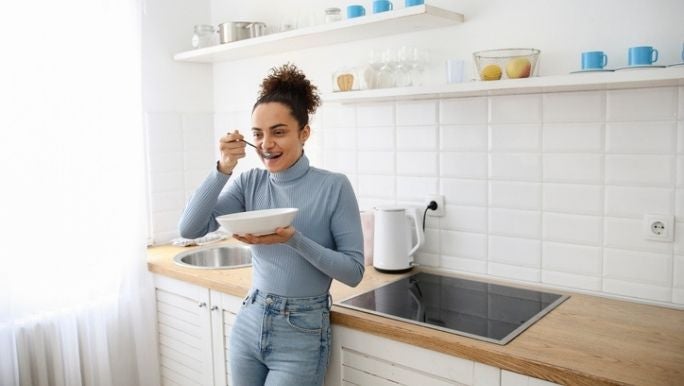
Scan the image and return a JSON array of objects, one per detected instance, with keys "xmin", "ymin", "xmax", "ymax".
[{"xmin": 258, "ymin": 63, "xmax": 321, "ymax": 120}]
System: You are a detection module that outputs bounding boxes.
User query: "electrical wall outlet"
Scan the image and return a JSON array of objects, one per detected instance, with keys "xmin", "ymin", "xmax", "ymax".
[
  {"xmin": 643, "ymin": 214, "xmax": 674, "ymax": 242},
  {"xmin": 425, "ymin": 194, "xmax": 445, "ymax": 217}
]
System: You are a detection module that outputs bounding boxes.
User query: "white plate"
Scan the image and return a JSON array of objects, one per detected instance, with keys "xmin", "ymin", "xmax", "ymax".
[
  {"xmin": 668, "ymin": 62, "xmax": 684, "ymax": 67},
  {"xmin": 217, "ymin": 208, "xmax": 298, "ymax": 236},
  {"xmin": 570, "ymin": 69, "xmax": 614, "ymax": 74},
  {"xmin": 615, "ymin": 65, "xmax": 666, "ymax": 71}
]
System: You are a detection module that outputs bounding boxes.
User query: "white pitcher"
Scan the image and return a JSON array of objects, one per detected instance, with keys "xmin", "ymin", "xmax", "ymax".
[{"xmin": 372, "ymin": 206, "xmax": 425, "ymax": 272}]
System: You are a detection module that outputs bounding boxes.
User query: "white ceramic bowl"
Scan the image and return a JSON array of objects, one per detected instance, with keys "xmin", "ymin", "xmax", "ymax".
[{"xmin": 216, "ymin": 208, "xmax": 298, "ymax": 236}]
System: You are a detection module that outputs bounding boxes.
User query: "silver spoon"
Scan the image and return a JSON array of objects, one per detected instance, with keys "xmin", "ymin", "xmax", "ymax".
[{"xmin": 238, "ymin": 139, "xmax": 276, "ymax": 159}]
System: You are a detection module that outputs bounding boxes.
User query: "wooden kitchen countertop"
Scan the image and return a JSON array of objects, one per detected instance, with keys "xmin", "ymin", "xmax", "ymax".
[{"xmin": 147, "ymin": 241, "xmax": 684, "ymax": 386}]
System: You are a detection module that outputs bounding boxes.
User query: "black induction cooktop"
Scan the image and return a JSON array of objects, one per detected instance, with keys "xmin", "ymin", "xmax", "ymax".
[{"xmin": 338, "ymin": 272, "xmax": 569, "ymax": 345}]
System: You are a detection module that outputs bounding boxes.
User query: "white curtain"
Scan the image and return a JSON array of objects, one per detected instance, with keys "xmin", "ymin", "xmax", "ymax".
[{"xmin": 0, "ymin": 1, "xmax": 160, "ymax": 385}]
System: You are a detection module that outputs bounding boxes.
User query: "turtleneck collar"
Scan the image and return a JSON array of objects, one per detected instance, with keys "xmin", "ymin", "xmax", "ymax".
[{"xmin": 269, "ymin": 153, "xmax": 309, "ymax": 183}]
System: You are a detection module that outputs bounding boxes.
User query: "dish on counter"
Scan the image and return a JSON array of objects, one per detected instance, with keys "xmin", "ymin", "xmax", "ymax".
[
  {"xmin": 570, "ymin": 68, "xmax": 615, "ymax": 74},
  {"xmin": 668, "ymin": 62, "xmax": 684, "ymax": 67},
  {"xmin": 216, "ymin": 208, "xmax": 298, "ymax": 236},
  {"xmin": 615, "ymin": 64, "xmax": 666, "ymax": 71}
]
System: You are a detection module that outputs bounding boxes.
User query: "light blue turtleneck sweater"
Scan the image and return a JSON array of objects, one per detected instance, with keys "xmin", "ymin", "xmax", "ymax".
[{"xmin": 178, "ymin": 155, "xmax": 365, "ymax": 297}]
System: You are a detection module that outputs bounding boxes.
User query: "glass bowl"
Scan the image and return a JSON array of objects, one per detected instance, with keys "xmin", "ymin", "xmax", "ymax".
[{"xmin": 473, "ymin": 48, "xmax": 540, "ymax": 81}]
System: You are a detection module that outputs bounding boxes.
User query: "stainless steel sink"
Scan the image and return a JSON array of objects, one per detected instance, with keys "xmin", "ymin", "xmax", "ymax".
[{"xmin": 173, "ymin": 244, "xmax": 252, "ymax": 269}]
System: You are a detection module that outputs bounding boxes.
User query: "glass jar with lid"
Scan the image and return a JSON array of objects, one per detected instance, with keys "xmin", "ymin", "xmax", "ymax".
[
  {"xmin": 324, "ymin": 8, "xmax": 342, "ymax": 23},
  {"xmin": 191, "ymin": 24, "xmax": 216, "ymax": 49}
]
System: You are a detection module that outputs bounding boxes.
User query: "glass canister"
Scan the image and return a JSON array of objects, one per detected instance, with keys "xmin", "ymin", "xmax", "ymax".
[
  {"xmin": 191, "ymin": 24, "xmax": 216, "ymax": 49},
  {"xmin": 324, "ymin": 8, "xmax": 342, "ymax": 23}
]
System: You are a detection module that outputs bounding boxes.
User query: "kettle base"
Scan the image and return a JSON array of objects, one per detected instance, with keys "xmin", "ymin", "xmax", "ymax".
[{"xmin": 373, "ymin": 266, "xmax": 414, "ymax": 274}]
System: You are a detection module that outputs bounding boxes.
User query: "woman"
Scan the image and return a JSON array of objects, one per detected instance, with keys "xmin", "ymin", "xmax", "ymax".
[{"xmin": 178, "ymin": 63, "xmax": 365, "ymax": 386}]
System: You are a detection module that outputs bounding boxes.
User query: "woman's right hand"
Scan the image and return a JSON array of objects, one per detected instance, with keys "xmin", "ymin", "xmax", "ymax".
[{"xmin": 218, "ymin": 130, "xmax": 246, "ymax": 174}]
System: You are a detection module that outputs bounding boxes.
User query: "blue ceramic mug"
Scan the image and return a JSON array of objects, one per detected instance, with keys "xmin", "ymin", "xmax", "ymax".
[
  {"xmin": 581, "ymin": 51, "xmax": 608, "ymax": 70},
  {"xmin": 372, "ymin": 0, "xmax": 393, "ymax": 13},
  {"xmin": 628, "ymin": 46, "xmax": 658, "ymax": 66},
  {"xmin": 347, "ymin": 4, "xmax": 366, "ymax": 18},
  {"xmin": 405, "ymin": 0, "xmax": 424, "ymax": 6}
]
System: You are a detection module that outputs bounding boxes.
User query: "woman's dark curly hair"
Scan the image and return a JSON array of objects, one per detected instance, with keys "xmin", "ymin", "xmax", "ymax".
[{"xmin": 253, "ymin": 63, "xmax": 321, "ymax": 128}]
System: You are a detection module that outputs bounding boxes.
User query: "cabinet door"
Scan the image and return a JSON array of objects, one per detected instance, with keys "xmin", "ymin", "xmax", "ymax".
[
  {"xmin": 154, "ymin": 275, "xmax": 213, "ymax": 386},
  {"xmin": 334, "ymin": 326, "xmax": 475, "ymax": 386},
  {"xmin": 209, "ymin": 291, "xmax": 243, "ymax": 386}
]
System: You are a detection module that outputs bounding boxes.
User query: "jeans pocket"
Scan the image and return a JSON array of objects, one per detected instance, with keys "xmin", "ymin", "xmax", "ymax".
[{"xmin": 286, "ymin": 309, "xmax": 323, "ymax": 334}]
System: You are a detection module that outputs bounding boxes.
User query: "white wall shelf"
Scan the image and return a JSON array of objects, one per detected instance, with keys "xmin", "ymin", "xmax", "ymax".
[
  {"xmin": 173, "ymin": 5, "xmax": 464, "ymax": 63},
  {"xmin": 323, "ymin": 66, "xmax": 684, "ymax": 103}
]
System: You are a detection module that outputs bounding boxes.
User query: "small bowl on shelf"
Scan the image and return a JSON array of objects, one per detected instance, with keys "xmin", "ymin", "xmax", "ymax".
[{"xmin": 473, "ymin": 48, "xmax": 540, "ymax": 81}]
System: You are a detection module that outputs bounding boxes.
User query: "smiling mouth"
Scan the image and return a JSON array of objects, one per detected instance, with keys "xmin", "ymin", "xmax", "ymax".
[{"xmin": 261, "ymin": 151, "xmax": 282, "ymax": 160}]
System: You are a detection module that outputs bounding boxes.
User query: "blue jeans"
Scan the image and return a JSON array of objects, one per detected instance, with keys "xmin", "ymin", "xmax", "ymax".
[{"xmin": 229, "ymin": 289, "xmax": 332, "ymax": 386}]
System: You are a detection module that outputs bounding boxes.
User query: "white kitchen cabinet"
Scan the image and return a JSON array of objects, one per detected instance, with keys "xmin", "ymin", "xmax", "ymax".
[
  {"xmin": 154, "ymin": 274, "xmax": 242, "ymax": 386},
  {"xmin": 326, "ymin": 326, "xmax": 559, "ymax": 386},
  {"xmin": 173, "ymin": 5, "xmax": 464, "ymax": 64}
]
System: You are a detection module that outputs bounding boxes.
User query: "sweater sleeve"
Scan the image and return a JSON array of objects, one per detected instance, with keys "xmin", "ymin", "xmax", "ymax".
[
  {"xmin": 178, "ymin": 168, "xmax": 245, "ymax": 239},
  {"xmin": 285, "ymin": 176, "xmax": 365, "ymax": 287}
]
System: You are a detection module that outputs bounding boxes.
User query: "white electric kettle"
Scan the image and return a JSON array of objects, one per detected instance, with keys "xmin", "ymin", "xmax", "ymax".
[{"xmin": 372, "ymin": 206, "xmax": 425, "ymax": 273}]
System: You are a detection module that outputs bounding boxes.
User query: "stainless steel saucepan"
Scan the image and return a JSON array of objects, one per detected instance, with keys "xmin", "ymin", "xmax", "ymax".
[{"xmin": 217, "ymin": 21, "xmax": 267, "ymax": 44}]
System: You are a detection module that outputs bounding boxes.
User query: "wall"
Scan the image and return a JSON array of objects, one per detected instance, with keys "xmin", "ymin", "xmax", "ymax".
[
  {"xmin": 144, "ymin": 0, "xmax": 684, "ymax": 307},
  {"xmin": 143, "ymin": 0, "xmax": 215, "ymax": 242}
]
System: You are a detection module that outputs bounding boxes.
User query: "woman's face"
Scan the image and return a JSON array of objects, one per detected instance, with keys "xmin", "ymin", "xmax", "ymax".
[{"xmin": 251, "ymin": 102, "xmax": 310, "ymax": 173}]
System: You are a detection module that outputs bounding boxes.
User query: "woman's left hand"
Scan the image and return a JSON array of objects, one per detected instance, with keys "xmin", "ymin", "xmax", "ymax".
[{"xmin": 233, "ymin": 226, "xmax": 295, "ymax": 245}]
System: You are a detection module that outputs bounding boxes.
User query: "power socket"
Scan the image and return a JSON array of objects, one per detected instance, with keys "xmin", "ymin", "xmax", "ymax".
[
  {"xmin": 643, "ymin": 214, "xmax": 674, "ymax": 242},
  {"xmin": 425, "ymin": 195, "xmax": 445, "ymax": 217}
]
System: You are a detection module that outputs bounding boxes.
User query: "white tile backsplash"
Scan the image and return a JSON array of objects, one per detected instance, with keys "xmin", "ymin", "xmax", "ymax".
[
  {"xmin": 440, "ymin": 153, "xmax": 488, "ymax": 178},
  {"xmin": 396, "ymin": 125, "xmax": 437, "ymax": 150},
  {"xmin": 543, "ymin": 213, "xmax": 602, "ymax": 245},
  {"xmin": 489, "ymin": 94, "xmax": 542, "ymax": 124},
  {"xmin": 606, "ymin": 121, "xmax": 676, "ymax": 154},
  {"xmin": 396, "ymin": 176, "xmax": 438, "ymax": 201},
  {"xmin": 489, "ymin": 208, "xmax": 540, "ymax": 238},
  {"xmin": 489, "ymin": 154, "xmax": 541, "ymax": 181},
  {"xmin": 358, "ymin": 174, "xmax": 394, "ymax": 199},
  {"xmin": 489, "ymin": 181, "xmax": 541, "ymax": 210},
  {"xmin": 356, "ymin": 126, "xmax": 394, "ymax": 150},
  {"xmin": 543, "ymin": 183, "xmax": 603, "ymax": 215},
  {"xmin": 606, "ymin": 87, "xmax": 677, "ymax": 122},
  {"xmin": 441, "ymin": 230, "xmax": 487, "ymax": 260},
  {"xmin": 542, "ymin": 270, "xmax": 602, "ymax": 291},
  {"xmin": 440, "ymin": 125, "xmax": 488, "ymax": 151},
  {"xmin": 604, "ymin": 247, "xmax": 673, "ymax": 286},
  {"xmin": 322, "ymin": 104, "xmax": 356, "ymax": 128},
  {"xmin": 440, "ymin": 97, "xmax": 488, "ymax": 125},
  {"xmin": 605, "ymin": 155, "xmax": 674, "ymax": 186},
  {"xmin": 442, "ymin": 205, "xmax": 488, "ymax": 233},
  {"xmin": 396, "ymin": 152, "xmax": 437, "ymax": 176},
  {"xmin": 357, "ymin": 103, "xmax": 393, "ymax": 127},
  {"xmin": 150, "ymin": 85, "xmax": 684, "ymax": 307},
  {"xmin": 489, "ymin": 124, "xmax": 541, "ymax": 152},
  {"xmin": 542, "ymin": 241, "xmax": 602, "ymax": 276},
  {"xmin": 441, "ymin": 178, "xmax": 488, "ymax": 206},
  {"xmin": 542, "ymin": 123, "xmax": 603, "ymax": 153},
  {"xmin": 396, "ymin": 100, "xmax": 437, "ymax": 126},
  {"xmin": 488, "ymin": 235, "xmax": 540, "ymax": 268},
  {"xmin": 543, "ymin": 154, "xmax": 603, "ymax": 184},
  {"xmin": 358, "ymin": 151, "xmax": 394, "ymax": 174},
  {"xmin": 543, "ymin": 91, "xmax": 604, "ymax": 123},
  {"xmin": 604, "ymin": 217, "xmax": 673, "ymax": 254},
  {"xmin": 604, "ymin": 186, "xmax": 674, "ymax": 218}
]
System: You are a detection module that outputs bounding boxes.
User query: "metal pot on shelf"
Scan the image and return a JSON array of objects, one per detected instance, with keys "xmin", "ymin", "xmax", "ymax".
[{"xmin": 217, "ymin": 21, "xmax": 267, "ymax": 44}]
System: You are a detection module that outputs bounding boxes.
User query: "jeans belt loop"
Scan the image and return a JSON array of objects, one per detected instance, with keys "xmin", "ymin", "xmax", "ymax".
[
  {"xmin": 327, "ymin": 294, "xmax": 333, "ymax": 310},
  {"xmin": 250, "ymin": 289, "xmax": 258, "ymax": 304}
]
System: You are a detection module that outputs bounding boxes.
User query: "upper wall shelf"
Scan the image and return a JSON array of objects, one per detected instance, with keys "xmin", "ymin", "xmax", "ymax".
[
  {"xmin": 323, "ymin": 66, "xmax": 684, "ymax": 103},
  {"xmin": 173, "ymin": 5, "xmax": 464, "ymax": 63}
]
